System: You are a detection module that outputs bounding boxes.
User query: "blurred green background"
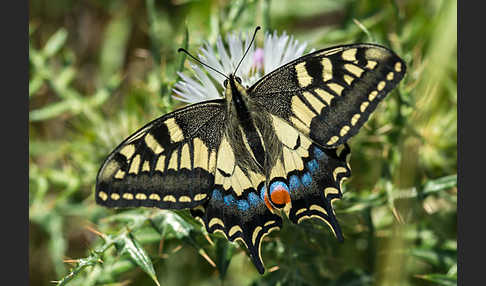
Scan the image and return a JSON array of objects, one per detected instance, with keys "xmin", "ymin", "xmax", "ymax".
[{"xmin": 29, "ymin": 0, "xmax": 457, "ymax": 285}]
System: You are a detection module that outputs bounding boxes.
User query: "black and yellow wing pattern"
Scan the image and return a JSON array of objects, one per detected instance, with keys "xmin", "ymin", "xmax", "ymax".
[
  {"xmin": 261, "ymin": 114, "xmax": 352, "ymax": 239},
  {"xmin": 96, "ymin": 100, "xmax": 226, "ymax": 208},
  {"xmin": 247, "ymin": 43, "xmax": 406, "ymax": 238},
  {"xmin": 250, "ymin": 43, "xmax": 406, "ymax": 148},
  {"xmin": 95, "ymin": 42, "xmax": 406, "ymax": 274}
]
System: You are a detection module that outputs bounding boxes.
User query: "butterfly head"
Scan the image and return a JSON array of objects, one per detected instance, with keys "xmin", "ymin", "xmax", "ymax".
[
  {"xmin": 224, "ymin": 74, "xmax": 247, "ymax": 102},
  {"xmin": 223, "ymin": 74, "xmax": 242, "ymax": 88}
]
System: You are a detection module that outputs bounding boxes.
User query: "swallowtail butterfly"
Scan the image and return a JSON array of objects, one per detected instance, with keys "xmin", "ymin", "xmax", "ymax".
[{"xmin": 95, "ymin": 27, "xmax": 406, "ymax": 274}]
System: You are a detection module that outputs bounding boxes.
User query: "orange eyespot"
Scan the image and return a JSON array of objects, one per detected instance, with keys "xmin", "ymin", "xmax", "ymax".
[{"xmin": 270, "ymin": 189, "xmax": 291, "ymax": 205}]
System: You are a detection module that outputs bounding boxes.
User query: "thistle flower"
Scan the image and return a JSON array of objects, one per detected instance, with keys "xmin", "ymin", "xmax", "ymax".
[{"xmin": 172, "ymin": 30, "xmax": 310, "ymax": 104}]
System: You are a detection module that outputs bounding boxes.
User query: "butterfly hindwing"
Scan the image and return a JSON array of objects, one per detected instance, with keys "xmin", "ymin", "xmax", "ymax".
[
  {"xmin": 264, "ymin": 115, "xmax": 351, "ymax": 239},
  {"xmin": 286, "ymin": 144, "xmax": 351, "ymax": 240},
  {"xmin": 249, "ymin": 43, "xmax": 406, "ymax": 148},
  {"xmin": 191, "ymin": 134, "xmax": 282, "ymax": 274},
  {"xmin": 96, "ymin": 100, "xmax": 226, "ymax": 209}
]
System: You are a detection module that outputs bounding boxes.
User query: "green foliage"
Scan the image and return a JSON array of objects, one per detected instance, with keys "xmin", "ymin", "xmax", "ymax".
[{"xmin": 29, "ymin": 0, "xmax": 457, "ymax": 285}]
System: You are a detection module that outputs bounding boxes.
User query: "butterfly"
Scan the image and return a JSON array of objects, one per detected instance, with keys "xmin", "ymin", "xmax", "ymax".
[{"xmin": 95, "ymin": 28, "xmax": 406, "ymax": 274}]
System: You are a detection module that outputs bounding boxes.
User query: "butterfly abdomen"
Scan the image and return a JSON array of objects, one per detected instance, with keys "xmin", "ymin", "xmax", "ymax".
[{"xmin": 227, "ymin": 76, "xmax": 267, "ymax": 169}]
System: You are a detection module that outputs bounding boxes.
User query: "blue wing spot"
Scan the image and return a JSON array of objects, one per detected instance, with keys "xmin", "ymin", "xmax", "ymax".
[
  {"xmin": 289, "ymin": 175, "xmax": 301, "ymax": 192},
  {"xmin": 224, "ymin": 195, "xmax": 235, "ymax": 206},
  {"xmin": 269, "ymin": 181, "xmax": 290, "ymax": 195},
  {"xmin": 302, "ymin": 172, "xmax": 312, "ymax": 187},
  {"xmin": 307, "ymin": 159, "xmax": 319, "ymax": 174},
  {"xmin": 212, "ymin": 189, "xmax": 222, "ymax": 201},
  {"xmin": 237, "ymin": 200, "xmax": 250, "ymax": 211},
  {"xmin": 248, "ymin": 192, "xmax": 261, "ymax": 206},
  {"xmin": 260, "ymin": 185, "xmax": 266, "ymax": 201},
  {"xmin": 313, "ymin": 146, "xmax": 324, "ymax": 160}
]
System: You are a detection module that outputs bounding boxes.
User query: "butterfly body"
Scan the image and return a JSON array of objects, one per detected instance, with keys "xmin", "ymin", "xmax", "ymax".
[
  {"xmin": 96, "ymin": 43, "xmax": 406, "ymax": 274},
  {"xmin": 224, "ymin": 74, "xmax": 267, "ymax": 172}
]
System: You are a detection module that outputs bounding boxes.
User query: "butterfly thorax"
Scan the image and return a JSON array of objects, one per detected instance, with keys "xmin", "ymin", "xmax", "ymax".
[{"xmin": 224, "ymin": 74, "xmax": 267, "ymax": 172}]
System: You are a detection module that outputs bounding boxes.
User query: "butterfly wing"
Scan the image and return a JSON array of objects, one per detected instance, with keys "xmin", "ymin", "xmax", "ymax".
[
  {"xmin": 190, "ymin": 133, "xmax": 282, "ymax": 274},
  {"xmin": 285, "ymin": 144, "xmax": 350, "ymax": 239},
  {"xmin": 96, "ymin": 42, "xmax": 406, "ymax": 275},
  {"xmin": 262, "ymin": 114, "xmax": 351, "ymax": 239},
  {"xmin": 248, "ymin": 43, "xmax": 406, "ymax": 148},
  {"xmin": 95, "ymin": 99, "xmax": 226, "ymax": 209}
]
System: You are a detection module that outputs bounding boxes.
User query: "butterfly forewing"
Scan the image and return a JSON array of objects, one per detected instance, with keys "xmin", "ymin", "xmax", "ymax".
[
  {"xmin": 249, "ymin": 43, "xmax": 406, "ymax": 148},
  {"xmin": 96, "ymin": 100, "xmax": 226, "ymax": 209}
]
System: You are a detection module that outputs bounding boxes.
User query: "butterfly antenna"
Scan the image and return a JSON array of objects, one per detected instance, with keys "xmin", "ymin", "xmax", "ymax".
[
  {"xmin": 177, "ymin": 48, "xmax": 229, "ymax": 80},
  {"xmin": 234, "ymin": 26, "xmax": 261, "ymax": 76}
]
